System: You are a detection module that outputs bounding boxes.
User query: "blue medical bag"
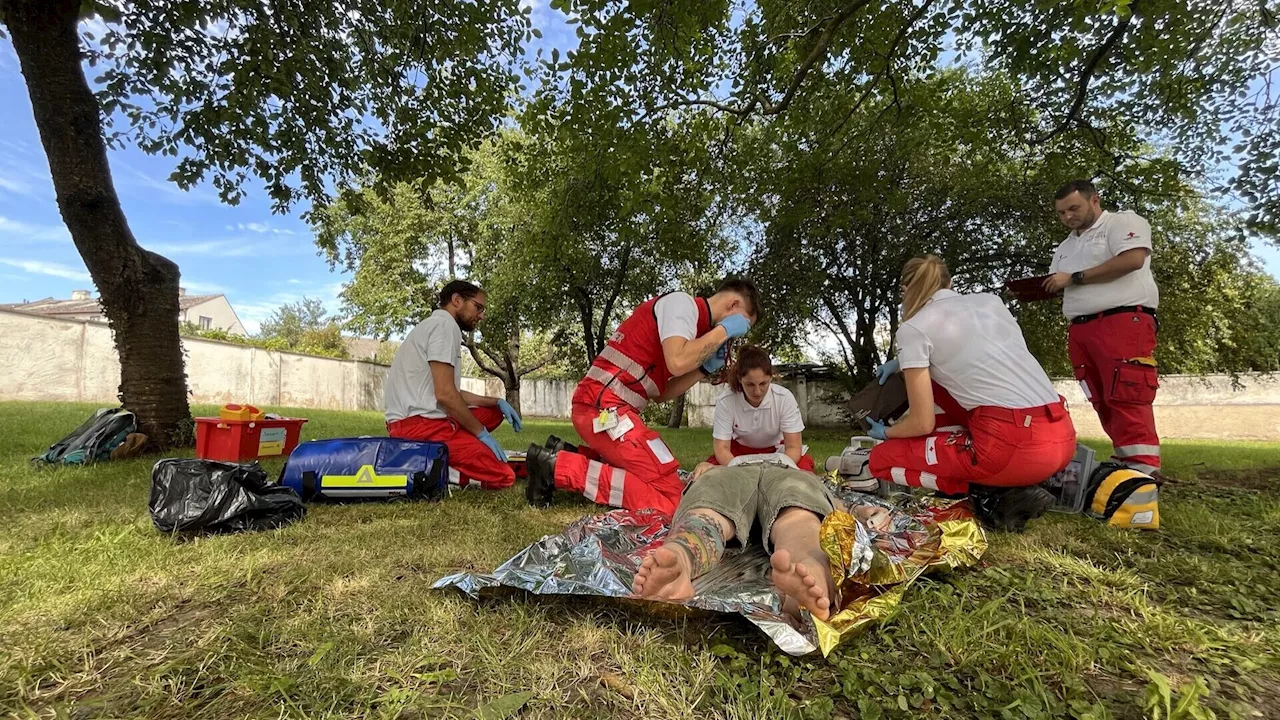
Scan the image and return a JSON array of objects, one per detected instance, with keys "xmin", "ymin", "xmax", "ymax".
[{"xmin": 278, "ymin": 437, "xmax": 449, "ymax": 501}]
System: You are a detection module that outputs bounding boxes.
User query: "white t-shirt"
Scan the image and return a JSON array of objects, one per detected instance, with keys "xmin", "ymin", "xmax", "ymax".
[
  {"xmin": 654, "ymin": 292, "xmax": 700, "ymax": 341},
  {"xmin": 384, "ymin": 309, "xmax": 463, "ymax": 422},
  {"xmin": 712, "ymin": 384, "xmax": 805, "ymax": 449},
  {"xmin": 1049, "ymin": 210, "xmax": 1159, "ymax": 317},
  {"xmin": 727, "ymin": 452, "xmax": 798, "ymax": 469},
  {"xmin": 896, "ymin": 289, "xmax": 1060, "ymax": 411}
]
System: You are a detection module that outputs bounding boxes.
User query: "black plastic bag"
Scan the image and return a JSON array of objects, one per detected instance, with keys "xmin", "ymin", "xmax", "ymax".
[
  {"xmin": 150, "ymin": 459, "xmax": 305, "ymax": 534},
  {"xmin": 35, "ymin": 407, "xmax": 136, "ymax": 465}
]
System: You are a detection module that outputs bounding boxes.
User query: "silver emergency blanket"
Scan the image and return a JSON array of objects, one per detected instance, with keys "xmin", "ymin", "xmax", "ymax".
[
  {"xmin": 433, "ymin": 482, "xmax": 987, "ymax": 656},
  {"xmin": 433, "ymin": 507, "xmax": 830, "ymax": 655}
]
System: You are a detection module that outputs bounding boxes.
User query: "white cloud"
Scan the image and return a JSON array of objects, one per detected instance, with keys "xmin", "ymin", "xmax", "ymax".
[
  {"xmin": 147, "ymin": 239, "xmax": 261, "ymax": 257},
  {"xmin": 0, "ymin": 175, "xmax": 34, "ymax": 196},
  {"xmin": 0, "ymin": 257, "xmax": 92, "ymax": 283},
  {"xmin": 234, "ymin": 221, "xmax": 296, "ymax": 236},
  {"xmin": 0, "ymin": 216, "xmax": 68, "ymax": 243},
  {"xmin": 181, "ymin": 279, "xmax": 228, "ymax": 294},
  {"xmin": 287, "ymin": 278, "xmax": 302, "ymax": 284}
]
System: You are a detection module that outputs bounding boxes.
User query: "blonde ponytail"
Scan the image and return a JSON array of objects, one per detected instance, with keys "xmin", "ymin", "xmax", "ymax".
[{"xmin": 900, "ymin": 255, "xmax": 951, "ymax": 321}]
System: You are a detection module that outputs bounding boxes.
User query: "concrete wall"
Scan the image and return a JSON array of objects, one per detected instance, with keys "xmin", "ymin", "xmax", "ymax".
[
  {"xmin": 3, "ymin": 309, "xmax": 1278, "ymax": 439},
  {"xmin": 0, "ymin": 309, "xmax": 385, "ymax": 412}
]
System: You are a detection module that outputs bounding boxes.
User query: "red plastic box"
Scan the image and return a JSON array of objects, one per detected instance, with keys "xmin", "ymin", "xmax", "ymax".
[{"xmin": 194, "ymin": 417, "xmax": 308, "ymax": 462}]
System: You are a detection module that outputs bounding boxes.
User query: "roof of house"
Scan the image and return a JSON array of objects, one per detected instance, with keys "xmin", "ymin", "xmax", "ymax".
[{"xmin": 0, "ymin": 294, "xmax": 222, "ymax": 316}]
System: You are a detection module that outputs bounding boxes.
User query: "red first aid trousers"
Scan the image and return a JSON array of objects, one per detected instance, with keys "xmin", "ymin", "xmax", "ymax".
[
  {"xmin": 703, "ymin": 439, "xmax": 816, "ymax": 471},
  {"xmin": 868, "ymin": 397, "xmax": 1077, "ymax": 495},
  {"xmin": 387, "ymin": 406, "xmax": 515, "ymax": 490},
  {"xmin": 1069, "ymin": 309, "xmax": 1161, "ymax": 474}
]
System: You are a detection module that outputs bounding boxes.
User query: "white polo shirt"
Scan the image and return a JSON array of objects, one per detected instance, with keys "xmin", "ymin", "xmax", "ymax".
[
  {"xmin": 384, "ymin": 309, "xmax": 463, "ymax": 422},
  {"xmin": 1049, "ymin": 210, "xmax": 1159, "ymax": 317},
  {"xmin": 712, "ymin": 384, "xmax": 805, "ymax": 449},
  {"xmin": 896, "ymin": 289, "xmax": 1060, "ymax": 411}
]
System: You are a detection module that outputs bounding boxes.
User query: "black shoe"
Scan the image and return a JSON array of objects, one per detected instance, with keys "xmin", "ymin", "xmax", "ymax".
[
  {"xmin": 525, "ymin": 444, "xmax": 557, "ymax": 508},
  {"xmin": 972, "ymin": 485, "xmax": 1054, "ymax": 532},
  {"xmin": 544, "ymin": 434, "xmax": 579, "ymax": 454}
]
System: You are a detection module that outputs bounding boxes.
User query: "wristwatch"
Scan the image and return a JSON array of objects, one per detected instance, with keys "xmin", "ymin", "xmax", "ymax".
[{"xmin": 1071, "ymin": 271, "xmax": 1085, "ymax": 286}]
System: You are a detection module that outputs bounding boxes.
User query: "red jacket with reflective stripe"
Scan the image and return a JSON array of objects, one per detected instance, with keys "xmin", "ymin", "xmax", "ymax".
[{"xmin": 573, "ymin": 294, "xmax": 713, "ymax": 411}]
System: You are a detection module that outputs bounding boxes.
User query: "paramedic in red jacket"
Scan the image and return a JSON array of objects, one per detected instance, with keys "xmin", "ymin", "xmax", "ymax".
[
  {"xmin": 524, "ymin": 278, "xmax": 761, "ymax": 516},
  {"xmin": 385, "ymin": 280, "xmax": 523, "ymax": 489},
  {"xmin": 867, "ymin": 256, "xmax": 1076, "ymax": 531}
]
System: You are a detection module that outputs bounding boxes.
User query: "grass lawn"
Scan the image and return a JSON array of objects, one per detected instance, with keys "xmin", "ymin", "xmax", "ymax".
[{"xmin": 1, "ymin": 401, "xmax": 1277, "ymax": 719}]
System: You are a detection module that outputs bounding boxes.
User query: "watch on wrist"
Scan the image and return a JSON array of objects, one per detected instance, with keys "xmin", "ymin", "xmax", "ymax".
[{"xmin": 1071, "ymin": 271, "xmax": 1085, "ymax": 286}]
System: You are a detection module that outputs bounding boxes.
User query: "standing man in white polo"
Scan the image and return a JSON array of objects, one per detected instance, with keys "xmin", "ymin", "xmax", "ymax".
[{"xmin": 1042, "ymin": 179, "xmax": 1161, "ymax": 476}]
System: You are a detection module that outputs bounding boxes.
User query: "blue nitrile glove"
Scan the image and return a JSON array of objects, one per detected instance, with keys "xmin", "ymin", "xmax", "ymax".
[
  {"xmin": 701, "ymin": 342, "xmax": 729, "ymax": 374},
  {"xmin": 496, "ymin": 399, "xmax": 523, "ymax": 432},
  {"xmin": 866, "ymin": 418, "xmax": 888, "ymax": 441},
  {"xmin": 875, "ymin": 358, "xmax": 900, "ymax": 385},
  {"xmin": 717, "ymin": 313, "xmax": 751, "ymax": 339},
  {"xmin": 476, "ymin": 430, "xmax": 508, "ymax": 462}
]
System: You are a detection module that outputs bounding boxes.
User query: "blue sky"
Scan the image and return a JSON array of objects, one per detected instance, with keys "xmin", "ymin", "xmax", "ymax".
[{"xmin": 0, "ymin": 7, "xmax": 1276, "ymax": 337}]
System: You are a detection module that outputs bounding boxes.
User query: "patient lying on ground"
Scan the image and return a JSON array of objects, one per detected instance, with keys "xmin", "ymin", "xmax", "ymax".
[{"xmin": 633, "ymin": 460, "xmax": 889, "ymax": 621}]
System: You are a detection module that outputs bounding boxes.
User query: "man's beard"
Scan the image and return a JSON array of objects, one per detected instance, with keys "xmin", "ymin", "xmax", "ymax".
[{"xmin": 456, "ymin": 316, "xmax": 477, "ymax": 333}]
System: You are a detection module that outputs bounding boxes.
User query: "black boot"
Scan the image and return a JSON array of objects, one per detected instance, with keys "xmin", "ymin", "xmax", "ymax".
[
  {"xmin": 972, "ymin": 485, "xmax": 1054, "ymax": 532},
  {"xmin": 526, "ymin": 444, "xmax": 558, "ymax": 508},
  {"xmin": 544, "ymin": 434, "xmax": 579, "ymax": 454}
]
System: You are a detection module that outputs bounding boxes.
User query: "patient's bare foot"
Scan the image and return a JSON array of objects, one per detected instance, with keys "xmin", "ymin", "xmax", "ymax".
[
  {"xmin": 770, "ymin": 549, "xmax": 835, "ymax": 621},
  {"xmin": 633, "ymin": 546, "xmax": 695, "ymax": 601}
]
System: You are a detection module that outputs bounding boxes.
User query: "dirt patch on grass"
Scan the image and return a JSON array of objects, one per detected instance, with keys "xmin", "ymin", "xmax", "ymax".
[{"xmin": 1195, "ymin": 467, "xmax": 1280, "ymax": 493}]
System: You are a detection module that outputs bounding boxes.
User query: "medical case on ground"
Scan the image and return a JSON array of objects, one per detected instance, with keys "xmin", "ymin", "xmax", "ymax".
[
  {"xmin": 278, "ymin": 437, "xmax": 449, "ymax": 501},
  {"xmin": 195, "ymin": 416, "xmax": 307, "ymax": 462}
]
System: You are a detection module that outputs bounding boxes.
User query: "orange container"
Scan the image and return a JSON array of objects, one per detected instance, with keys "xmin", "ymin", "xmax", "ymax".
[{"xmin": 194, "ymin": 417, "xmax": 307, "ymax": 462}]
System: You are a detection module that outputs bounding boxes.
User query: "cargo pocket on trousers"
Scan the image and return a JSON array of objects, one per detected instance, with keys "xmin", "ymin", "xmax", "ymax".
[{"xmin": 1111, "ymin": 362, "xmax": 1159, "ymax": 404}]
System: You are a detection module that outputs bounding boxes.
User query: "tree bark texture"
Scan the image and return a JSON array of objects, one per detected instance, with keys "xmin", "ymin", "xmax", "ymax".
[
  {"xmin": 667, "ymin": 393, "xmax": 685, "ymax": 429},
  {"xmin": 4, "ymin": 0, "xmax": 192, "ymax": 445}
]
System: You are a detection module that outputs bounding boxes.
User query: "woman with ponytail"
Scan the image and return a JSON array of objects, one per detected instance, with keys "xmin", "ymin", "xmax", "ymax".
[
  {"xmin": 867, "ymin": 255, "xmax": 1077, "ymax": 531},
  {"xmin": 706, "ymin": 345, "xmax": 814, "ymax": 471}
]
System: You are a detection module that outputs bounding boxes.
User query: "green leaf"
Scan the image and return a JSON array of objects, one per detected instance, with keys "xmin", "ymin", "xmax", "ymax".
[{"xmin": 474, "ymin": 691, "xmax": 533, "ymax": 720}]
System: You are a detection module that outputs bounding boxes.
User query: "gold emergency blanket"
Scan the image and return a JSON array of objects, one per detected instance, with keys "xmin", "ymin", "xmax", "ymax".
[
  {"xmin": 814, "ymin": 488, "xmax": 988, "ymax": 656},
  {"xmin": 433, "ymin": 487, "xmax": 986, "ymax": 657}
]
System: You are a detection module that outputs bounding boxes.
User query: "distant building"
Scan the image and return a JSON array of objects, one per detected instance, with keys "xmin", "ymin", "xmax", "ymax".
[
  {"xmin": 343, "ymin": 336, "xmax": 399, "ymax": 364},
  {"xmin": 0, "ymin": 288, "xmax": 248, "ymax": 336}
]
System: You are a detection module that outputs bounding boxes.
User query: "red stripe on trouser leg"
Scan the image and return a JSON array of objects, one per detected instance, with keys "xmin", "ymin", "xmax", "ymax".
[
  {"xmin": 386, "ymin": 414, "xmax": 516, "ymax": 490},
  {"xmin": 558, "ymin": 403, "xmax": 683, "ymax": 516},
  {"xmin": 1069, "ymin": 312, "xmax": 1160, "ymax": 470},
  {"xmin": 868, "ymin": 403, "xmax": 1078, "ymax": 493}
]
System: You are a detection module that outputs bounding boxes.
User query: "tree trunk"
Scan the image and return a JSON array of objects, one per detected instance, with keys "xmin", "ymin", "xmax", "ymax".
[
  {"xmin": 5, "ymin": 0, "xmax": 192, "ymax": 446},
  {"xmin": 667, "ymin": 393, "xmax": 685, "ymax": 429},
  {"xmin": 504, "ymin": 381, "xmax": 521, "ymax": 415}
]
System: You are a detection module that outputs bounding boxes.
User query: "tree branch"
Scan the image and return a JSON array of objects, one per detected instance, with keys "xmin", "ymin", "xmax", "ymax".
[
  {"xmin": 517, "ymin": 327, "xmax": 568, "ymax": 377},
  {"xmin": 1033, "ymin": 11, "xmax": 1134, "ymax": 144},
  {"xmin": 644, "ymin": 0, "xmax": 874, "ymax": 120},
  {"xmin": 596, "ymin": 240, "xmax": 634, "ymax": 353},
  {"xmin": 463, "ymin": 334, "xmax": 508, "ymax": 381}
]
